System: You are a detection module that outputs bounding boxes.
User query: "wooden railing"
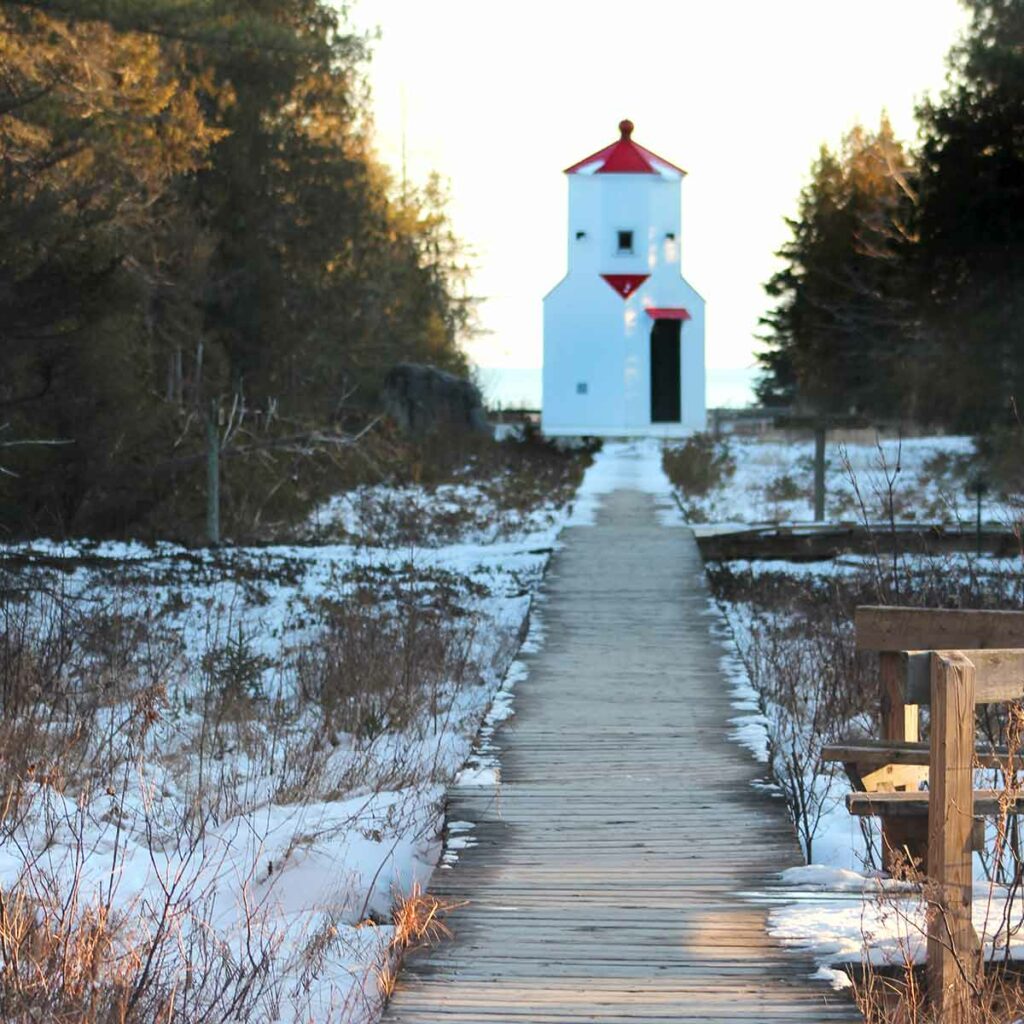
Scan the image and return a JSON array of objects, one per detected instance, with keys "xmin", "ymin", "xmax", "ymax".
[{"xmin": 824, "ymin": 605, "xmax": 1024, "ymax": 1021}]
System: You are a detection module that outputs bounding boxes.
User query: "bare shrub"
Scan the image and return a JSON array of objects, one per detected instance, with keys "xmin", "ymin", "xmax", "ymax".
[
  {"xmin": 0, "ymin": 573, "xmax": 185, "ymax": 787},
  {"xmin": 298, "ymin": 566, "xmax": 480, "ymax": 745},
  {"xmin": 765, "ymin": 472, "xmax": 805, "ymax": 504},
  {"xmin": 662, "ymin": 432, "xmax": 735, "ymax": 499},
  {"xmin": 715, "ymin": 563, "xmax": 878, "ymax": 861},
  {"xmin": 309, "ymin": 429, "xmax": 597, "ymax": 548},
  {"xmin": 0, "ymin": 785, "xmax": 278, "ymax": 1024}
]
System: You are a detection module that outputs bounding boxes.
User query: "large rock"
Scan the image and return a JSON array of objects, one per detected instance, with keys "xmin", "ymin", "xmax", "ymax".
[{"xmin": 382, "ymin": 363, "xmax": 490, "ymax": 436}]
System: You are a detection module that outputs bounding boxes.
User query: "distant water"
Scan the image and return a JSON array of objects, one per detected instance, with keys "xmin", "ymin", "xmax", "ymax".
[{"xmin": 475, "ymin": 365, "xmax": 759, "ymax": 411}]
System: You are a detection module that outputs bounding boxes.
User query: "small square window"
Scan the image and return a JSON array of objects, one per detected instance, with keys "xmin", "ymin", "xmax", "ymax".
[
  {"xmin": 665, "ymin": 232, "xmax": 676, "ymax": 240},
  {"xmin": 575, "ymin": 230, "xmax": 587, "ymax": 240},
  {"xmin": 617, "ymin": 230, "xmax": 633, "ymax": 253},
  {"xmin": 576, "ymin": 382, "xmax": 588, "ymax": 395}
]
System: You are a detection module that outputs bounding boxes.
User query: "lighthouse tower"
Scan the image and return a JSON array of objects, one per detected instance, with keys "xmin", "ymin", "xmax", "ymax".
[{"xmin": 542, "ymin": 120, "xmax": 705, "ymax": 436}]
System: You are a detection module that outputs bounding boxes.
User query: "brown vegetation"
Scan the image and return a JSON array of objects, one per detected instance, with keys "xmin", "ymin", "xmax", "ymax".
[{"xmin": 0, "ymin": 433, "xmax": 589, "ymax": 1020}]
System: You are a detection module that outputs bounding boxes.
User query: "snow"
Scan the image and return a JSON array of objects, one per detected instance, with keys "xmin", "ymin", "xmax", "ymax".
[
  {"xmin": 0, "ymin": 467, "xmax": 581, "ymax": 1021},
  {"xmin": 682, "ymin": 433, "xmax": 1016, "ymax": 527},
  {"xmin": 566, "ymin": 438, "xmax": 684, "ymax": 528},
  {"xmin": 779, "ymin": 865, "xmax": 907, "ymax": 893},
  {"xmin": 704, "ymin": 603, "xmax": 771, "ymax": 764},
  {"xmin": 9, "ymin": 435, "xmax": 1019, "ymax": 1008},
  {"xmin": 770, "ymin": 884, "xmax": 1024, "ymax": 971},
  {"xmin": 688, "ymin": 434, "xmax": 1024, "ymax": 984},
  {"xmin": 4, "ymin": 442, "xmax": 699, "ymax": 1020},
  {"xmin": 811, "ymin": 964, "xmax": 854, "ymax": 991}
]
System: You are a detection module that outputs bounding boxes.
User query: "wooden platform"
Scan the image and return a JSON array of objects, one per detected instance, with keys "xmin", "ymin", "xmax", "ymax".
[{"xmin": 385, "ymin": 488, "xmax": 861, "ymax": 1023}]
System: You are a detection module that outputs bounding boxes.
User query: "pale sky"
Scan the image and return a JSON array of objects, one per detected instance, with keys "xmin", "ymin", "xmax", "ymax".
[{"xmin": 352, "ymin": 0, "xmax": 970, "ymax": 388}]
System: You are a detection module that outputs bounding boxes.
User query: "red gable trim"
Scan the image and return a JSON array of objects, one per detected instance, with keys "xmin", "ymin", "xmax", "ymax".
[
  {"xmin": 645, "ymin": 307, "xmax": 692, "ymax": 321},
  {"xmin": 601, "ymin": 273, "xmax": 649, "ymax": 299}
]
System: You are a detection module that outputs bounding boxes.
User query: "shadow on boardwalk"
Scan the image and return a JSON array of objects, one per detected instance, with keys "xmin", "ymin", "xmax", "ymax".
[{"xmin": 385, "ymin": 488, "xmax": 861, "ymax": 1023}]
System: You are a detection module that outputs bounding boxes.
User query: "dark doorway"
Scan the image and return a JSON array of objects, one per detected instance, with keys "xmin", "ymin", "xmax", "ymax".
[{"xmin": 650, "ymin": 319, "xmax": 681, "ymax": 422}]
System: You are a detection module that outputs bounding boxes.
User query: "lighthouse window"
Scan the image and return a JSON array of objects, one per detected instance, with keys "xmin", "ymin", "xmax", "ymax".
[
  {"xmin": 617, "ymin": 230, "xmax": 634, "ymax": 253},
  {"xmin": 576, "ymin": 382, "xmax": 588, "ymax": 395},
  {"xmin": 575, "ymin": 230, "xmax": 587, "ymax": 240},
  {"xmin": 665, "ymin": 232, "xmax": 676, "ymax": 240}
]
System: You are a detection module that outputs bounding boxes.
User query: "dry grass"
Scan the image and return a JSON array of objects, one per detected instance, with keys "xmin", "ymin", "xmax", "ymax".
[
  {"xmin": 853, "ymin": 963, "xmax": 1024, "ymax": 1023},
  {"xmin": 376, "ymin": 882, "xmax": 459, "ymax": 1003},
  {"xmin": 297, "ymin": 568, "xmax": 479, "ymax": 744},
  {"xmin": 0, "ymin": 802, "xmax": 277, "ymax": 1024},
  {"xmin": 0, "ymin": 885, "xmax": 140, "ymax": 1023}
]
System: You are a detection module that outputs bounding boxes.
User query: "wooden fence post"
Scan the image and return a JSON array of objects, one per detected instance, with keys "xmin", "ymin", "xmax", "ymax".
[
  {"xmin": 927, "ymin": 651, "xmax": 980, "ymax": 1020},
  {"xmin": 206, "ymin": 399, "xmax": 220, "ymax": 547},
  {"xmin": 878, "ymin": 651, "xmax": 925, "ymax": 871},
  {"xmin": 813, "ymin": 426, "xmax": 826, "ymax": 521}
]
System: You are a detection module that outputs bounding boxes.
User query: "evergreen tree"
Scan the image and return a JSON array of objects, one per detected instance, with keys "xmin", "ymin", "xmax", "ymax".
[
  {"xmin": 0, "ymin": 0, "xmax": 474, "ymax": 536},
  {"xmin": 756, "ymin": 120, "xmax": 916, "ymax": 418},
  {"xmin": 915, "ymin": 0, "xmax": 1024, "ymax": 430}
]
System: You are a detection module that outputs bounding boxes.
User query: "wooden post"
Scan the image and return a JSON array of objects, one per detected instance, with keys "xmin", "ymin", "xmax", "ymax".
[
  {"xmin": 927, "ymin": 651, "xmax": 980, "ymax": 1020},
  {"xmin": 206, "ymin": 399, "xmax": 220, "ymax": 547},
  {"xmin": 976, "ymin": 486, "xmax": 983, "ymax": 559},
  {"xmin": 813, "ymin": 425, "xmax": 826, "ymax": 521},
  {"xmin": 878, "ymin": 651, "xmax": 925, "ymax": 871}
]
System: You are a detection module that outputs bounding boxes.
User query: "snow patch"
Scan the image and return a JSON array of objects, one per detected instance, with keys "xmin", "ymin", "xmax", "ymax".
[{"xmin": 566, "ymin": 440, "xmax": 684, "ymax": 528}]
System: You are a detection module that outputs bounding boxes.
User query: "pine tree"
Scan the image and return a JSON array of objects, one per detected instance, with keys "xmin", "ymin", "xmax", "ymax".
[
  {"xmin": 914, "ymin": 0, "xmax": 1024, "ymax": 429},
  {"xmin": 756, "ymin": 119, "xmax": 916, "ymax": 418},
  {"xmin": 0, "ymin": 0, "xmax": 475, "ymax": 536}
]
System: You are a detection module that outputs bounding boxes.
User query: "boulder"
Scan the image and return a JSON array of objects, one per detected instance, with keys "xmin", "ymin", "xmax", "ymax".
[{"xmin": 382, "ymin": 363, "xmax": 490, "ymax": 436}]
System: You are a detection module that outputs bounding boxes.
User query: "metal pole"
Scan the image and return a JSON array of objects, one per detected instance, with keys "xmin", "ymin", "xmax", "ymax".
[
  {"xmin": 207, "ymin": 399, "xmax": 220, "ymax": 546},
  {"xmin": 813, "ymin": 425, "xmax": 826, "ymax": 522}
]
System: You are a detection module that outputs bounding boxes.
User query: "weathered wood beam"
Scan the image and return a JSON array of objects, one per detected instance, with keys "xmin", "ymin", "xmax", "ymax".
[
  {"xmin": 824, "ymin": 740, "xmax": 1009, "ymax": 769},
  {"xmin": 856, "ymin": 605, "xmax": 1024, "ymax": 653},
  {"xmin": 901, "ymin": 648, "xmax": 1024, "ymax": 704},
  {"xmin": 847, "ymin": 790, "xmax": 1023, "ymax": 817}
]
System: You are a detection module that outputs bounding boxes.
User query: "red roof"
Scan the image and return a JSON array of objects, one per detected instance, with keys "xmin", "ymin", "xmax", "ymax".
[
  {"xmin": 565, "ymin": 120, "xmax": 686, "ymax": 176},
  {"xmin": 645, "ymin": 307, "xmax": 692, "ymax": 321}
]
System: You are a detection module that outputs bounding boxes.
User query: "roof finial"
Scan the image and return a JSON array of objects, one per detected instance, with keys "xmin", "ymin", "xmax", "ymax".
[{"xmin": 619, "ymin": 119, "xmax": 634, "ymax": 140}]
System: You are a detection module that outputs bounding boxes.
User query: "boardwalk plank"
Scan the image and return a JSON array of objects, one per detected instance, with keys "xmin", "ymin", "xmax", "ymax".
[{"xmin": 384, "ymin": 487, "xmax": 860, "ymax": 1023}]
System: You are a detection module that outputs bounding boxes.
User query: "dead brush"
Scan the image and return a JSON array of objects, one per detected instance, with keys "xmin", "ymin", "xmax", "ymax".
[
  {"xmin": 0, "ymin": 774, "xmax": 280, "ymax": 1024},
  {"xmin": 298, "ymin": 570, "xmax": 480, "ymax": 745},
  {"xmin": 662, "ymin": 432, "xmax": 736, "ymax": 498},
  {"xmin": 852, "ymin": 959, "xmax": 1024, "ymax": 1022},
  {"xmin": 376, "ymin": 882, "xmax": 460, "ymax": 1003},
  {"xmin": 0, "ymin": 883, "xmax": 143, "ymax": 1022},
  {"xmin": 306, "ymin": 427, "xmax": 595, "ymax": 548}
]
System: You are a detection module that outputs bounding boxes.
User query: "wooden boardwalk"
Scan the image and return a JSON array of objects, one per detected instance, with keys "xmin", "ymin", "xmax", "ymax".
[{"xmin": 385, "ymin": 488, "xmax": 861, "ymax": 1023}]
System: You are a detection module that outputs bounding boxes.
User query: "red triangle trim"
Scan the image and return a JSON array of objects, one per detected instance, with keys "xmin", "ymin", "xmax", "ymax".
[{"xmin": 601, "ymin": 274, "xmax": 649, "ymax": 299}]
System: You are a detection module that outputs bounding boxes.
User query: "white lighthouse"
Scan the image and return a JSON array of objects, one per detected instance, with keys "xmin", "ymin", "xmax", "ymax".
[{"xmin": 542, "ymin": 120, "xmax": 706, "ymax": 436}]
